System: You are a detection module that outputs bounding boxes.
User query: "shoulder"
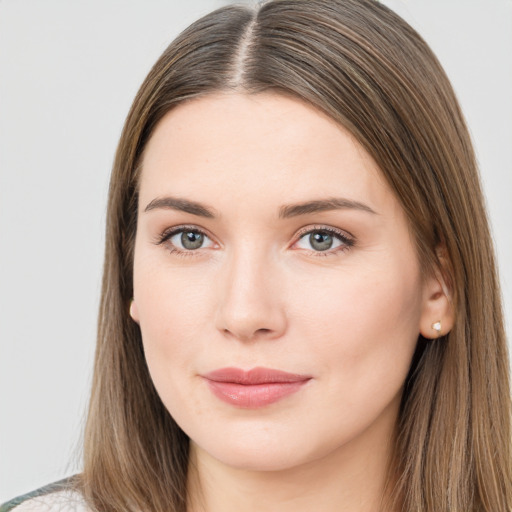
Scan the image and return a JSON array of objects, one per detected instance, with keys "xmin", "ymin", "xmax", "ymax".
[{"xmin": 0, "ymin": 478, "xmax": 90, "ymax": 512}]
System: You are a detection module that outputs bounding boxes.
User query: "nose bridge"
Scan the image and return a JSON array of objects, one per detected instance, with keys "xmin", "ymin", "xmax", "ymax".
[{"xmin": 215, "ymin": 241, "xmax": 287, "ymax": 341}]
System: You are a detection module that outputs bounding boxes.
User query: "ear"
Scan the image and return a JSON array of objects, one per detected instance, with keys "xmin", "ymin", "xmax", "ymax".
[
  {"xmin": 419, "ymin": 250, "xmax": 455, "ymax": 339},
  {"xmin": 129, "ymin": 299, "xmax": 140, "ymax": 324}
]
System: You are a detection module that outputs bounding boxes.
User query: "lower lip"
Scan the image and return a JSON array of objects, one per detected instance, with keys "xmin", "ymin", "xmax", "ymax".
[{"xmin": 205, "ymin": 380, "xmax": 309, "ymax": 408}]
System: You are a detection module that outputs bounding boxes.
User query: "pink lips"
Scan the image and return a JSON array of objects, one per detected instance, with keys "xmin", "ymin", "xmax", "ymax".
[{"xmin": 202, "ymin": 367, "xmax": 311, "ymax": 408}]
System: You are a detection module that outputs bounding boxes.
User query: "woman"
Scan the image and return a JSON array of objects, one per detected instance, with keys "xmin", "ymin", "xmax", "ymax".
[{"xmin": 2, "ymin": 0, "xmax": 510, "ymax": 511}]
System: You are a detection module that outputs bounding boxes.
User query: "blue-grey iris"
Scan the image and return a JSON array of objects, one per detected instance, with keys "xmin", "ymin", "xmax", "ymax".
[
  {"xmin": 181, "ymin": 231, "xmax": 203, "ymax": 250},
  {"xmin": 310, "ymin": 232, "xmax": 333, "ymax": 251}
]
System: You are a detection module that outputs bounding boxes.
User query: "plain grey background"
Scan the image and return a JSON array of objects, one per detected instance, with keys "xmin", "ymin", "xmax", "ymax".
[{"xmin": 1, "ymin": 0, "xmax": 511, "ymax": 502}]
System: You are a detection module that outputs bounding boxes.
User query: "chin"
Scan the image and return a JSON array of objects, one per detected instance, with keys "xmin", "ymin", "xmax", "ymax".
[
  {"xmin": 207, "ymin": 448, "xmax": 307, "ymax": 472},
  {"xmin": 190, "ymin": 429, "xmax": 334, "ymax": 473}
]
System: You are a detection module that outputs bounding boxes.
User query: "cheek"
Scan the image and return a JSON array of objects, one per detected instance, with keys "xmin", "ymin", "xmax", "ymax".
[
  {"xmin": 292, "ymin": 253, "xmax": 423, "ymax": 391},
  {"xmin": 134, "ymin": 264, "xmax": 213, "ymax": 385}
]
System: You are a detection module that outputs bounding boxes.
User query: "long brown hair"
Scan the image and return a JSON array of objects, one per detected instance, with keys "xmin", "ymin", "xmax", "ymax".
[{"xmin": 80, "ymin": 1, "xmax": 511, "ymax": 510}]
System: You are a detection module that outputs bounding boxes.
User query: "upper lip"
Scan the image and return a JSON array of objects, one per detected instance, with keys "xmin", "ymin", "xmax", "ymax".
[{"xmin": 203, "ymin": 367, "xmax": 311, "ymax": 385}]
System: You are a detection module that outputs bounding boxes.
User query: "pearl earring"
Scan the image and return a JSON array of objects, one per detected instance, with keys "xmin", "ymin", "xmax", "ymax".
[{"xmin": 431, "ymin": 320, "xmax": 442, "ymax": 337}]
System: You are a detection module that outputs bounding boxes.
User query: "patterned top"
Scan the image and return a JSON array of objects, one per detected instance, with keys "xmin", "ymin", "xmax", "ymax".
[{"xmin": 0, "ymin": 478, "xmax": 89, "ymax": 512}]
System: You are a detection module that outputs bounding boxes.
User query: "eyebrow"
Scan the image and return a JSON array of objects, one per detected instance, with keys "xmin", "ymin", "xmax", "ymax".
[
  {"xmin": 144, "ymin": 197, "xmax": 216, "ymax": 218},
  {"xmin": 143, "ymin": 195, "xmax": 377, "ymax": 219},
  {"xmin": 278, "ymin": 197, "xmax": 378, "ymax": 218}
]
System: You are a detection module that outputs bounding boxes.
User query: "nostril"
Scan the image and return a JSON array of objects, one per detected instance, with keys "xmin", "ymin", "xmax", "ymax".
[{"xmin": 222, "ymin": 326, "xmax": 274, "ymax": 342}]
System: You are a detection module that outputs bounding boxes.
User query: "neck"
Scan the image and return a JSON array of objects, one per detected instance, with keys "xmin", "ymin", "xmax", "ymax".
[{"xmin": 186, "ymin": 405, "xmax": 399, "ymax": 512}]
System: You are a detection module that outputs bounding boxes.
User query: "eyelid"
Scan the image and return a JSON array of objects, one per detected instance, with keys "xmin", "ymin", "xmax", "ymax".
[
  {"xmin": 155, "ymin": 224, "xmax": 218, "ymax": 250},
  {"xmin": 290, "ymin": 224, "xmax": 355, "ymax": 254},
  {"xmin": 293, "ymin": 224, "xmax": 355, "ymax": 241}
]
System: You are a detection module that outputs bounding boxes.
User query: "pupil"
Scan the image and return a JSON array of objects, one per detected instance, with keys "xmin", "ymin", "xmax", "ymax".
[
  {"xmin": 181, "ymin": 231, "xmax": 203, "ymax": 250},
  {"xmin": 310, "ymin": 232, "xmax": 333, "ymax": 251}
]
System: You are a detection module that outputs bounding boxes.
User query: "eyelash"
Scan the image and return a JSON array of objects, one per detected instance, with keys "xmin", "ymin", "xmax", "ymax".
[
  {"xmin": 155, "ymin": 224, "xmax": 213, "ymax": 259},
  {"xmin": 294, "ymin": 225, "xmax": 355, "ymax": 257},
  {"xmin": 155, "ymin": 224, "xmax": 355, "ymax": 258}
]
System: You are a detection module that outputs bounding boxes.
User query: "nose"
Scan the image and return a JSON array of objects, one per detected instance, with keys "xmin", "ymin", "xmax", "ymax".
[{"xmin": 214, "ymin": 247, "xmax": 287, "ymax": 342}]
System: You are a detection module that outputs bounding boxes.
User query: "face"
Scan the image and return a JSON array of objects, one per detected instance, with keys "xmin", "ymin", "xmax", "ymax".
[{"xmin": 131, "ymin": 93, "xmax": 436, "ymax": 473}]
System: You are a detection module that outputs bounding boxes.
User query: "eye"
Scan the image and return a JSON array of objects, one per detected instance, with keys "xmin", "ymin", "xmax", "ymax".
[
  {"xmin": 171, "ymin": 230, "xmax": 209, "ymax": 250},
  {"xmin": 157, "ymin": 226, "xmax": 215, "ymax": 254},
  {"xmin": 293, "ymin": 227, "xmax": 354, "ymax": 254}
]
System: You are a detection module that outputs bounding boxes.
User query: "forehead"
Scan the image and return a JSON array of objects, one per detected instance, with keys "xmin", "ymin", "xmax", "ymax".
[{"xmin": 139, "ymin": 92, "xmax": 392, "ymax": 214}]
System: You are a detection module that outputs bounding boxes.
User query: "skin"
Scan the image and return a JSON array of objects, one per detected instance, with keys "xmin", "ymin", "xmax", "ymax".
[{"xmin": 130, "ymin": 93, "xmax": 453, "ymax": 512}]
